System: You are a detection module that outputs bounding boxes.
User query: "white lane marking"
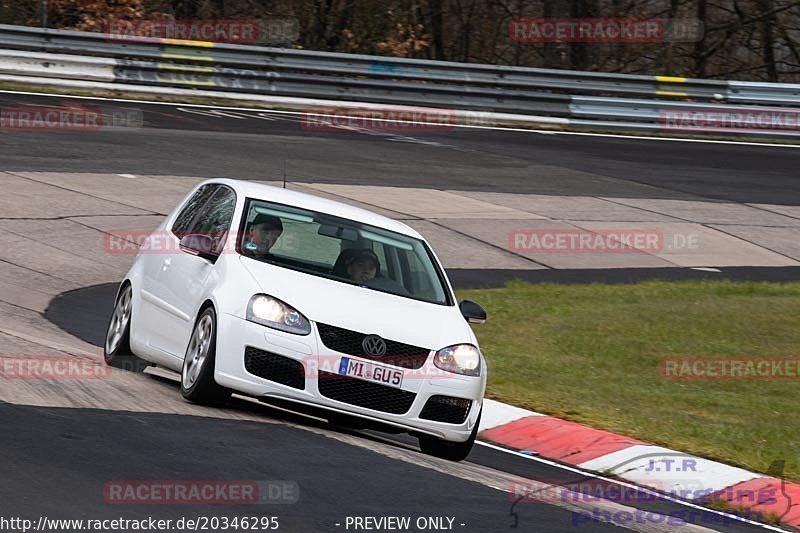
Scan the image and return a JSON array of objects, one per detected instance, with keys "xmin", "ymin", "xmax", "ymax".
[
  {"xmin": 691, "ymin": 267, "xmax": 722, "ymax": 272},
  {"xmin": 175, "ymin": 107, "xmax": 248, "ymax": 119},
  {"xmin": 0, "ymin": 89, "xmax": 797, "ymax": 149},
  {"xmin": 476, "ymin": 441, "xmax": 789, "ymax": 532},
  {"xmin": 545, "ymin": 129, "xmax": 800, "ymax": 147},
  {"xmin": 252, "ymin": 112, "xmax": 280, "ymax": 121},
  {"xmin": 117, "ymin": 173, "xmax": 137, "ymax": 179}
]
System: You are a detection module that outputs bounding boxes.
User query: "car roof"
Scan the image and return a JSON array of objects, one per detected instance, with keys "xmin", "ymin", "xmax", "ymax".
[{"xmin": 205, "ymin": 179, "xmax": 423, "ymax": 239}]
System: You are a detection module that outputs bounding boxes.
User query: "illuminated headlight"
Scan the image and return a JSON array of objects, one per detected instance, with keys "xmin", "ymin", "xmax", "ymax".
[
  {"xmin": 246, "ymin": 294, "xmax": 311, "ymax": 335},
  {"xmin": 433, "ymin": 344, "xmax": 481, "ymax": 377}
]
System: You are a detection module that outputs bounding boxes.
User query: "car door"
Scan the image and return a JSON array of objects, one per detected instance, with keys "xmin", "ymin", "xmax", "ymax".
[
  {"xmin": 138, "ymin": 184, "xmax": 216, "ymax": 353},
  {"xmin": 148, "ymin": 185, "xmax": 236, "ymax": 358}
]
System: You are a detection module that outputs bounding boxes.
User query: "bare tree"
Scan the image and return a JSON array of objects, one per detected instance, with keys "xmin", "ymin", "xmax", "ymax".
[{"xmin": 31, "ymin": 0, "xmax": 800, "ymax": 82}]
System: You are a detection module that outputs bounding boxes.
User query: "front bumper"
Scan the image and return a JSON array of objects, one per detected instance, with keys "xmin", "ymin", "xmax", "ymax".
[{"xmin": 214, "ymin": 313, "xmax": 484, "ymax": 442}]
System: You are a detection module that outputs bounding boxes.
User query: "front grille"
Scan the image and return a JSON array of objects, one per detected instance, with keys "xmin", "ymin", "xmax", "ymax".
[
  {"xmin": 244, "ymin": 347, "xmax": 305, "ymax": 390},
  {"xmin": 419, "ymin": 395, "xmax": 472, "ymax": 424},
  {"xmin": 318, "ymin": 371, "xmax": 416, "ymax": 414},
  {"xmin": 316, "ymin": 323, "xmax": 430, "ymax": 369}
]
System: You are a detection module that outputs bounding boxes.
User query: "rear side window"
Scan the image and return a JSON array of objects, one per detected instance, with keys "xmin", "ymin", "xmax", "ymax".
[
  {"xmin": 171, "ymin": 184, "xmax": 217, "ymax": 237},
  {"xmin": 194, "ymin": 187, "xmax": 237, "ymax": 253}
]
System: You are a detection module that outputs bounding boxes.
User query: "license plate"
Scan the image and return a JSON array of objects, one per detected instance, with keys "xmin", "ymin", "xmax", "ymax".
[{"xmin": 338, "ymin": 357, "xmax": 403, "ymax": 388}]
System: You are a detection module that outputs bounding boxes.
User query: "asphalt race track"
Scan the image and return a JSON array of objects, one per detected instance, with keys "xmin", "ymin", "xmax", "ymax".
[
  {"xmin": 0, "ymin": 91, "xmax": 796, "ymax": 533},
  {"xmin": 0, "ymin": 92, "xmax": 797, "ymax": 205}
]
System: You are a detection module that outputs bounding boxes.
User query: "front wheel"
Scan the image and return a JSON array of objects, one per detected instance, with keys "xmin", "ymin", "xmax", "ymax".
[
  {"xmin": 181, "ymin": 307, "xmax": 230, "ymax": 405},
  {"xmin": 418, "ymin": 410, "xmax": 481, "ymax": 462}
]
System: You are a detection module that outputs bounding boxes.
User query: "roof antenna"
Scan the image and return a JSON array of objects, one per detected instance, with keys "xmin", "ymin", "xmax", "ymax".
[{"xmin": 282, "ymin": 153, "xmax": 287, "ymax": 189}]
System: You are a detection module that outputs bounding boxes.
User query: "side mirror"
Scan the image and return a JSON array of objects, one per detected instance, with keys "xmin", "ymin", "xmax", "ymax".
[
  {"xmin": 459, "ymin": 300, "xmax": 487, "ymax": 324},
  {"xmin": 179, "ymin": 234, "xmax": 218, "ymax": 262}
]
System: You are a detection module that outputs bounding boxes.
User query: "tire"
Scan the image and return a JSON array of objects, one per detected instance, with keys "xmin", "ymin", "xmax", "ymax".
[
  {"xmin": 104, "ymin": 282, "xmax": 149, "ymax": 373},
  {"xmin": 180, "ymin": 306, "xmax": 230, "ymax": 405},
  {"xmin": 418, "ymin": 410, "xmax": 481, "ymax": 462}
]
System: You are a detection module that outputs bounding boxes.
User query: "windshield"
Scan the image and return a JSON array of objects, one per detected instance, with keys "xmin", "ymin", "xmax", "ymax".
[{"xmin": 238, "ymin": 198, "xmax": 451, "ymax": 305}]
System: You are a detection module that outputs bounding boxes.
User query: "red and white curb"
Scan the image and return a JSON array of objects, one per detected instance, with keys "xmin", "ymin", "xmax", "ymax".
[{"xmin": 479, "ymin": 399, "xmax": 800, "ymax": 529}]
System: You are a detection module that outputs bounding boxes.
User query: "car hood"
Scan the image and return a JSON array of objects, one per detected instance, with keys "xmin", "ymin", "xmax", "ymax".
[{"xmin": 239, "ymin": 256, "xmax": 473, "ymax": 350}]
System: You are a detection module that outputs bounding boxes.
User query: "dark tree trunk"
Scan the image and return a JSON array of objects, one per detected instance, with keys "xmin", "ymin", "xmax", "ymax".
[
  {"xmin": 325, "ymin": 0, "xmax": 354, "ymax": 50},
  {"xmin": 570, "ymin": 0, "xmax": 590, "ymax": 71},
  {"xmin": 694, "ymin": 0, "xmax": 708, "ymax": 77},
  {"xmin": 661, "ymin": 0, "xmax": 681, "ymax": 74},
  {"xmin": 757, "ymin": 0, "xmax": 779, "ymax": 80},
  {"xmin": 544, "ymin": 0, "xmax": 571, "ymax": 69},
  {"xmin": 426, "ymin": 0, "xmax": 446, "ymax": 60}
]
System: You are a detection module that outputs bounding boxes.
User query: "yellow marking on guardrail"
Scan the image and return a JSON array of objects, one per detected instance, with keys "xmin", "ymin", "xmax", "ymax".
[
  {"xmin": 160, "ymin": 77, "xmax": 216, "ymax": 87},
  {"xmin": 157, "ymin": 62, "xmax": 215, "ymax": 73},
  {"xmin": 656, "ymin": 76, "xmax": 686, "ymax": 83},
  {"xmin": 656, "ymin": 90, "xmax": 688, "ymax": 97},
  {"xmin": 161, "ymin": 52, "xmax": 215, "ymax": 62},
  {"xmin": 161, "ymin": 38, "xmax": 215, "ymax": 48}
]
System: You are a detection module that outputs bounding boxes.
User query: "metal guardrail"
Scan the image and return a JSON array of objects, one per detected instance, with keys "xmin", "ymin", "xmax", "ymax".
[{"xmin": 0, "ymin": 23, "xmax": 798, "ymax": 137}]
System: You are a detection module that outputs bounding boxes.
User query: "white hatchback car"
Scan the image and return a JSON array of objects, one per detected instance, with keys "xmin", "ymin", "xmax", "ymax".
[{"xmin": 104, "ymin": 179, "xmax": 487, "ymax": 460}]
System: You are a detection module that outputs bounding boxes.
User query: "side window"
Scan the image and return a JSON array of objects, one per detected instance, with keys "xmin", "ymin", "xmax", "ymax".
[
  {"xmin": 193, "ymin": 186, "xmax": 236, "ymax": 253},
  {"xmin": 171, "ymin": 185, "xmax": 217, "ymax": 237}
]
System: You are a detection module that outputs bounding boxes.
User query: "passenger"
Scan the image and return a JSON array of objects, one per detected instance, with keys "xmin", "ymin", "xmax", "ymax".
[{"xmin": 243, "ymin": 214, "xmax": 283, "ymax": 258}]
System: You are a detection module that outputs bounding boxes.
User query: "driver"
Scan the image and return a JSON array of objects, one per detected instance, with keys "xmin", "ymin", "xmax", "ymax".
[{"xmin": 243, "ymin": 214, "xmax": 283, "ymax": 258}]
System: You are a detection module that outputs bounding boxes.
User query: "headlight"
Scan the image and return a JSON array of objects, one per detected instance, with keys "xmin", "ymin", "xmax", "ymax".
[
  {"xmin": 246, "ymin": 294, "xmax": 311, "ymax": 335},
  {"xmin": 433, "ymin": 344, "xmax": 481, "ymax": 376}
]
